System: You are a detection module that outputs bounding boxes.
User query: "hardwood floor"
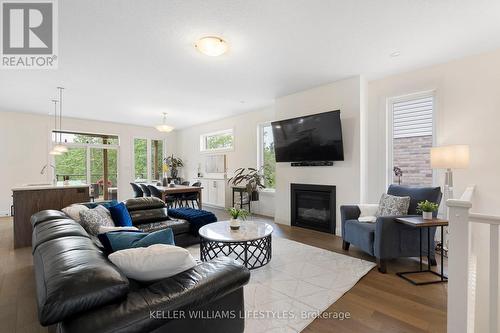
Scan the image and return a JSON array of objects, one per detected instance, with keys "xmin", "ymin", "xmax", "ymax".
[
  {"xmin": 0, "ymin": 211, "xmax": 446, "ymax": 333},
  {"xmin": 209, "ymin": 208, "xmax": 447, "ymax": 333},
  {"xmin": 0, "ymin": 217, "xmax": 46, "ymax": 333}
]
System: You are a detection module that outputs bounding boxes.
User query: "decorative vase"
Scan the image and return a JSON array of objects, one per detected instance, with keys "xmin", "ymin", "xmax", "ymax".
[
  {"xmin": 230, "ymin": 218, "xmax": 240, "ymax": 230},
  {"xmin": 250, "ymin": 190, "xmax": 259, "ymax": 201},
  {"xmin": 171, "ymin": 168, "xmax": 178, "ymax": 179},
  {"xmin": 422, "ymin": 211, "xmax": 433, "ymax": 220}
]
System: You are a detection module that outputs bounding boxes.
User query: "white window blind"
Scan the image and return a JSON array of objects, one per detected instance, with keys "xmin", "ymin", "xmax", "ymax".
[{"xmin": 392, "ymin": 96, "xmax": 433, "ymax": 138}]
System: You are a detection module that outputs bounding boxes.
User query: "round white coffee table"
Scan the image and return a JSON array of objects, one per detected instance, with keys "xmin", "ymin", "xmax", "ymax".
[{"xmin": 198, "ymin": 220, "xmax": 273, "ymax": 269}]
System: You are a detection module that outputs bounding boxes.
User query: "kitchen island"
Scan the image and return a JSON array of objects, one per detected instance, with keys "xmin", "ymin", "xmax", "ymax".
[{"xmin": 12, "ymin": 184, "xmax": 90, "ymax": 248}]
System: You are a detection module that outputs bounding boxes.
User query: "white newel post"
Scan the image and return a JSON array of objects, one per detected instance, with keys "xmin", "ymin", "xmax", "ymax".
[
  {"xmin": 447, "ymin": 199, "xmax": 472, "ymax": 333},
  {"xmin": 488, "ymin": 222, "xmax": 499, "ymax": 333}
]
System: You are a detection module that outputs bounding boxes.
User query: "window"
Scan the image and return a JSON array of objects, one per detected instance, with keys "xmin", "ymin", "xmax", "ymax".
[
  {"xmin": 52, "ymin": 131, "xmax": 119, "ymax": 201},
  {"xmin": 258, "ymin": 123, "xmax": 276, "ymax": 189},
  {"xmin": 134, "ymin": 138, "xmax": 147, "ymax": 181},
  {"xmin": 133, "ymin": 138, "xmax": 166, "ymax": 183},
  {"xmin": 389, "ymin": 93, "xmax": 434, "ymax": 187},
  {"xmin": 200, "ymin": 129, "xmax": 233, "ymax": 152},
  {"xmin": 54, "ymin": 147, "xmax": 87, "ymax": 184},
  {"xmin": 52, "ymin": 131, "xmax": 119, "ymax": 145}
]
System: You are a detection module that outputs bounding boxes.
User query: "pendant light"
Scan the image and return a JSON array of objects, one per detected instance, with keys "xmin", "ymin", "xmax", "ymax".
[
  {"xmin": 53, "ymin": 87, "xmax": 68, "ymax": 153},
  {"xmin": 155, "ymin": 112, "xmax": 174, "ymax": 132},
  {"xmin": 49, "ymin": 99, "xmax": 63, "ymax": 155}
]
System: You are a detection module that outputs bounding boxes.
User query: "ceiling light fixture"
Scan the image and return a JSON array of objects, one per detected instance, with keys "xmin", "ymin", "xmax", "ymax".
[
  {"xmin": 195, "ymin": 36, "xmax": 229, "ymax": 57},
  {"xmin": 155, "ymin": 112, "xmax": 174, "ymax": 132},
  {"xmin": 49, "ymin": 98, "xmax": 65, "ymax": 155}
]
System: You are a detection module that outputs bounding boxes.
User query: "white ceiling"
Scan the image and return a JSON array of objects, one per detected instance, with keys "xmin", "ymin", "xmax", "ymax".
[{"xmin": 1, "ymin": 0, "xmax": 500, "ymax": 129}]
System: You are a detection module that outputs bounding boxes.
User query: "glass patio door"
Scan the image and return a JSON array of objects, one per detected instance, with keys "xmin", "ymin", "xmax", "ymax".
[{"xmin": 90, "ymin": 147, "xmax": 118, "ymax": 201}]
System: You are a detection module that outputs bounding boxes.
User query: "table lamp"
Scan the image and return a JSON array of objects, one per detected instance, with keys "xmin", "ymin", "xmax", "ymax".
[{"xmin": 431, "ymin": 144, "xmax": 470, "ymax": 199}]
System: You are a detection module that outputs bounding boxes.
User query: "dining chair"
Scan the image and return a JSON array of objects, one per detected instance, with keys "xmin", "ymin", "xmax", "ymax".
[
  {"xmin": 181, "ymin": 181, "xmax": 190, "ymax": 186},
  {"xmin": 182, "ymin": 181, "xmax": 202, "ymax": 209},
  {"xmin": 130, "ymin": 183, "xmax": 144, "ymax": 198},
  {"xmin": 147, "ymin": 185, "xmax": 162, "ymax": 199},
  {"xmin": 139, "ymin": 183, "xmax": 151, "ymax": 197},
  {"xmin": 148, "ymin": 185, "xmax": 175, "ymax": 208}
]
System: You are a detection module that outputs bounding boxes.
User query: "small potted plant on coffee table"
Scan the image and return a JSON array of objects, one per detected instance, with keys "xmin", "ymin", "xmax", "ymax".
[
  {"xmin": 417, "ymin": 200, "xmax": 439, "ymax": 220},
  {"xmin": 227, "ymin": 207, "xmax": 250, "ymax": 230}
]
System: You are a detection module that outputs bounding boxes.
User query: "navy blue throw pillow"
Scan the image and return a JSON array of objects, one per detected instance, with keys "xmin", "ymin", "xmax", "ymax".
[
  {"xmin": 98, "ymin": 228, "xmax": 175, "ymax": 253},
  {"xmin": 108, "ymin": 202, "xmax": 133, "ymax": 227}
]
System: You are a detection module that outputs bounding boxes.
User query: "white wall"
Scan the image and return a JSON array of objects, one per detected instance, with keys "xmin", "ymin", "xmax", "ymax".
[
  {"xmin": 367, "ymin": 48, "xmax": 500, "ymax": 214},
  {"xmin": 0, "ymin": 111, "xmax": 174, "ymax": 214},
  {"xmin": 174, "ymin": 107, "xmax": 276, "ymax": 217},
  {"xmin": 273, "ymin": 76, "xmax": 363, "ymax": 233}
]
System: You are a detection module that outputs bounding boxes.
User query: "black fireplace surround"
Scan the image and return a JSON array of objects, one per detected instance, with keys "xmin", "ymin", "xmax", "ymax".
[{"xmin": 291, "ymin": 183, "xmax": 336, "ymax": 234}]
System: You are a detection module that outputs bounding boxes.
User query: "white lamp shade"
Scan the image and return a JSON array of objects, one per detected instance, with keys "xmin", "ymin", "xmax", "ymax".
[
  {"xmin": 431, "ymin": 145, "xmax": 470, "ymax": 169},
  {"xmin": 53, "ymin": 144, "xmax": 68, "ymax": 153},
  {"xmin": 155, "ymin": 124, "xmax": 174, "ymax": 133},
  {"xmin": 49, "ymin": 149, "xmax": 63, "ymax": 155}
]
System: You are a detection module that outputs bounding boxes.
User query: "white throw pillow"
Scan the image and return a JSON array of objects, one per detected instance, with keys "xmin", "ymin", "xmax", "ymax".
[
  {"xmin": 98, "ymin": 225, "xmax": 139, "ymax": 233},
  {"xmin": 62, "ymin": 204, "xmax": 89, "ymax": 222},
  {"xmin": 108, "ymin": 244, "xmax": 197, "ymax": 282},
  {"xmin": 357, "ymin": 204, "xmax": 379, "ymax": 223}
]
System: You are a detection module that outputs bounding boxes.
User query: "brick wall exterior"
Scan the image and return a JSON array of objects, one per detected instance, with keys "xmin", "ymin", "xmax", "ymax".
[{"xmin": 393, "ymin": 135, "xmax": 433, "ymax": 186}]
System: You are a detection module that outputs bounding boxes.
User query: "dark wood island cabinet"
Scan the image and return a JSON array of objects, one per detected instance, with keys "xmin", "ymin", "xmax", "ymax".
[{"xmin": 12, "ymin": 185, "xmax": 90, "ymax": 248}]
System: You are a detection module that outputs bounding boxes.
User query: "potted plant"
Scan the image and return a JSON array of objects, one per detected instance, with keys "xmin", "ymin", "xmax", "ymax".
[
  {"xmin": 228, "ymin": 167, "xmax": 267, "ymax": 201},
  {"xmin": 417, "ymin": 200, "xmax": 439, "ymax": 220},
  {"xmin": 164, "ymin": 154, "xmax": 184, "ymax": 179},
  {"xmin": 227, "ymin": 207, "xmax": 250, "ymax": 230}
]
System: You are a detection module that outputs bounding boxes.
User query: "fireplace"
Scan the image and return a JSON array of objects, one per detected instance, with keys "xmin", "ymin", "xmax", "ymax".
[{"xmin": 291, "ymin": 183, "xmax": 336, "ymax": 234}]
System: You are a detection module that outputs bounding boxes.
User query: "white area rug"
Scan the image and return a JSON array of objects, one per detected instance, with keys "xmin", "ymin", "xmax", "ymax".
[{"xmin": 188, "ymin": 237, "xmax": 375, "ymax": 333}]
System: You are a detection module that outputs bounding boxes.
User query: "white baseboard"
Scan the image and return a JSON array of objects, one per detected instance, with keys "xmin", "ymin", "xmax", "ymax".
[
  {"xmin": 202, "ymin": 203, "xmax": 225, "ymax": 209},
  {"xmin": 0, "ymin": 210, "xmax": 11, "ymax": 217}
]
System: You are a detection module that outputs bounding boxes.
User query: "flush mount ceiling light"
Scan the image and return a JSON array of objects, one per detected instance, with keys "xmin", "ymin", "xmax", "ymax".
[
  {"xmin": 195, "ymin": 36, "xmax": 229, "ymax": 57},
  {"xmin": 155, "ymin": 112, "xmax": 174, "ymax": 132}
]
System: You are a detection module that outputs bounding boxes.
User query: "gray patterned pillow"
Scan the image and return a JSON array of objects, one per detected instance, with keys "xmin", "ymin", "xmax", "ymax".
[
  {"xmin": 376, "ymin": 193, "xmax": 411, "ymax": 217},
  {"xmin": 79, "ymin": 206, "xmax": 114, "ymax": 236}
]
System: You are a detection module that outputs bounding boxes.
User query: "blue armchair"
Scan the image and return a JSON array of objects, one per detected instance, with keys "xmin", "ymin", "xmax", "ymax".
[{"xmin": 341, "ymin": 185, "xmax": 442, "ymax": 273}]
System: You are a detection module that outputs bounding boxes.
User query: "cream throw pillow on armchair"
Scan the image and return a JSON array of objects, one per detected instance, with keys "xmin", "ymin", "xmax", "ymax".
[{"xmin": 357, "ymin": 204, "xmax": 379, "ymax": 223}]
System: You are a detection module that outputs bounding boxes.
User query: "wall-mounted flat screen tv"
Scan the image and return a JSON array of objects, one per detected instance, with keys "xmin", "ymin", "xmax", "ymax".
[{"xmin": 271, "ymin": 110, "xmax": 344, "ymax": 162}]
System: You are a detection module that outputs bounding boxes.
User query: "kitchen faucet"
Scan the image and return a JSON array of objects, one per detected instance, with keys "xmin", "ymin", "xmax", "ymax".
[{"xmin": 40, "ymin": 164, "xmax": 57, "ymax": 185}]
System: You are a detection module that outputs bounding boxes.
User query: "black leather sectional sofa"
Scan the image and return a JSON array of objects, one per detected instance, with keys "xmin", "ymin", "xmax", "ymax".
[
  {"xmin": 123, "ymin": 197, "xmax": 201, "ymax": 247},
  {"xmin": 30, "ymin": 200, "xmax": 250, "ymax": 333}
]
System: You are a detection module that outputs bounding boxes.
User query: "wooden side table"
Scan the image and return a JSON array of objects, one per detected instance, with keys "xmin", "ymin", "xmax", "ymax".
[
  {"xmin": 231, "ymin": 186, "xmax": 251, "ymax": 213},
  {"xmin": 395, "ymin": 216, "xmax": 448, "ymax": 285}
]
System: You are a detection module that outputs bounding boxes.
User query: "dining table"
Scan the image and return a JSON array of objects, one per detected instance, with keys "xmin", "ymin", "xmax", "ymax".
[{"xmin": 155, "ymin": 185, "xmax": 204, "ymax": 209}]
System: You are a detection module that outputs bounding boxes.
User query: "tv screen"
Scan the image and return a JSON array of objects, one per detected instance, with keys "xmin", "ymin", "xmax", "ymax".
[{"xmin": 271, "ymin": 110, "xmax": 344, "ymax": 162}]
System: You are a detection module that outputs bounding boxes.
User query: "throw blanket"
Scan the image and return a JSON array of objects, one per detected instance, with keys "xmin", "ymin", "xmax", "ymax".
[{"xmin": 168, "ymin": 208, "xmax": 217, "ymax": 234}]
